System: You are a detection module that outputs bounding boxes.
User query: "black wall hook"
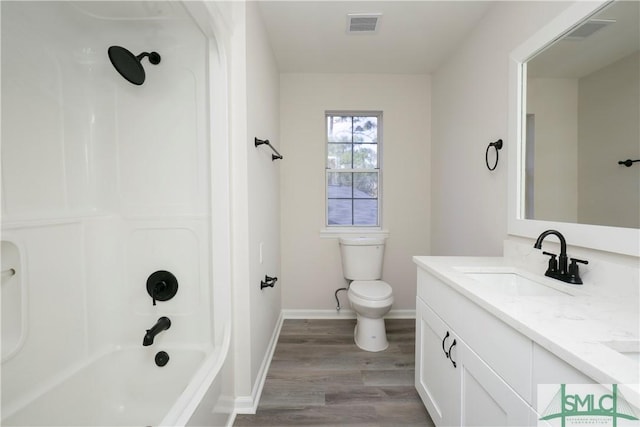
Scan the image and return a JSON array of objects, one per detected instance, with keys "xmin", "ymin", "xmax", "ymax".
[
  {"xmin": 618, "ymin": 159, "xmax": 640, "ymax": 167},
  {"xmin": 485, "ymin": 139, "xmax": 503, "ymax": 171},
  {"xmin": 260, "ymin": 275, "xmax": 278, "ymax": 289}
]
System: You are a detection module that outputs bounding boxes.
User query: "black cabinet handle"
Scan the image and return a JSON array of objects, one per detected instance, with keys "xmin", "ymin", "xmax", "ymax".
[
  {"xmin": 448, "ymin": 339, "xmax": 457, "ymax": 368},
  {"xmin": 441, "ymin": 331, "xmax": 451, "ymax": 357}
]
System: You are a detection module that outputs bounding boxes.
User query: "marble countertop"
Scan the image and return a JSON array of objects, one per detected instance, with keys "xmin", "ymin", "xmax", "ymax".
[{"xmin": 413, "ymin": 255, "xmax": 640, "ymax": 407}]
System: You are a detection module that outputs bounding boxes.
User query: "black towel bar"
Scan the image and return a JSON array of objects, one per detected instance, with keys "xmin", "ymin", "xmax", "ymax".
[{"xmin": 255, "ymin": 138, "xmax": 283, "ymax": 161}]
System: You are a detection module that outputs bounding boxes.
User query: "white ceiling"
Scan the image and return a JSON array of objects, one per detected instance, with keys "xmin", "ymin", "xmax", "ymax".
[
  {"xmin": 256, "ymin": 1, "xmax": 493, "ymax": 74},
  {"xmin": 527, "ymin": 0, "xmax": 640, "ymax": 78}
]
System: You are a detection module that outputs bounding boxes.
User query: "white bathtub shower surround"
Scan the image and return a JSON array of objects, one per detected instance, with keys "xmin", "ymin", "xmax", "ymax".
[
  {"xmin": 1, "ymin": 1, "xmax": 233, "ymax": 426},
  {"xmin": 413, "ymin": 255, "xmax": 640, "ymax": 410}
]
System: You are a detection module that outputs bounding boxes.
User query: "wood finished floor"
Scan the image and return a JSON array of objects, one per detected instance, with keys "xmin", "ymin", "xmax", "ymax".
[{"xmin": 234, "ymin": 319, "xmax": 435, "ymax": 427}]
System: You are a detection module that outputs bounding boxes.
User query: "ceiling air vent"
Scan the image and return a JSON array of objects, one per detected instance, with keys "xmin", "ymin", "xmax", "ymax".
[
  {"xmin": 563, "ymin": 19, "xmax": 615, "ymax": 40},
  {"xmin": 347, "ymin": 13, "xmax": 381, "ymax": 33}
]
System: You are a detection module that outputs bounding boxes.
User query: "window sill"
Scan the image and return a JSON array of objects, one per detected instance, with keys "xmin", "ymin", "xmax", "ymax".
[{"xmin": 319, "ymin": 228, "xmax": 390, "ymax": 239}]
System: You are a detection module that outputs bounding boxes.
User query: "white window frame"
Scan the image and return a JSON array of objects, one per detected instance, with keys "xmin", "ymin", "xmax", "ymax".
[{"xmin": 324, "ymin": 111, "xmax": 383, "ymax": 233}]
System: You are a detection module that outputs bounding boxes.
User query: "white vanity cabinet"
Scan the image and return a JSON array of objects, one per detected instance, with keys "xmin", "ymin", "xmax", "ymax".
[
  {"xmin": 415, "ymin": 256, "xmax": 640, "ymax": 426},
  {"xmin": 416, "ymin": 297, "xmax": 534, "ymax": 426},
  {"xmin": 416, "ymin": 268, "xmax": 537, "ymax": 426}
]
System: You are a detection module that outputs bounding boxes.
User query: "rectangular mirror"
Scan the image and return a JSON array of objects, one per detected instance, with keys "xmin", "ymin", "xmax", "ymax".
[
  {"xmin": 508, "ymin": 0, "xmax": 640, "ymax": 256},
  {"xmin": 525, "ymin": 1, "xmax": 639, "ymax": 229}
]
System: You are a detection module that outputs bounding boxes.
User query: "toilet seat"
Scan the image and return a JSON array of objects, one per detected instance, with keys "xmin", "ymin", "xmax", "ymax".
[{"xmin": 349, "ymin": 280, "xmax": 392, "ymax": 301}]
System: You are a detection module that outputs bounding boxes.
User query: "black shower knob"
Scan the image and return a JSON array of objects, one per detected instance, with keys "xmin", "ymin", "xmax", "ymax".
[{"xmin": 146, "ymin": 270, "xmax": 178, "ymax": 305}]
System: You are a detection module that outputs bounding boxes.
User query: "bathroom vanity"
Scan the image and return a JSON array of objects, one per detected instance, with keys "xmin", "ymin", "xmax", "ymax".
[{"xmin": 413, "ymin": 256, "xmax": 640, "ymax": 426}]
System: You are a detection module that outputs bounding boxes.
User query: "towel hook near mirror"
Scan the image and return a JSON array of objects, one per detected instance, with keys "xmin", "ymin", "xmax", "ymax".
[
  {"xmin": 485, "ymin": 139, "xmax": 503, "ymax": 171},
  {"xmin": 618, "ymin": 159, "xmax": 640, "ymax": 168}
]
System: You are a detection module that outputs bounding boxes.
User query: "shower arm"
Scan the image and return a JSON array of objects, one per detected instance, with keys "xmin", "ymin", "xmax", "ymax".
[{"xmin": 136, "ymin": 52, "xmax": 161, "ymax": 65}]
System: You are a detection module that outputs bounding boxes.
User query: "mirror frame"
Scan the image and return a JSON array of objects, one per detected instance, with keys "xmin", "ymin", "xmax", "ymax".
[{"xmin": 508, "ymin": 0, "xmax": 640, "ymax": 257}]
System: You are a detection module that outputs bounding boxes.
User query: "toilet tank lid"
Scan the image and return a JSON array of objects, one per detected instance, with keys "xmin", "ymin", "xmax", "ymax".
[{"xmin": 339, "ymin": 237, "xmax": 386, "ymax": 246}]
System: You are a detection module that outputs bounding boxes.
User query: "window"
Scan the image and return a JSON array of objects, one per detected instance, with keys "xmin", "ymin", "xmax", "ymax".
[{"xmin": 326, "ymin": 112, "xmax": 381, "ymax": 227}]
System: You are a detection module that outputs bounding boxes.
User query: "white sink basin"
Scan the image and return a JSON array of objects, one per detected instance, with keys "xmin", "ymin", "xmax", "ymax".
[{"xmin": 465, "ymin": 272, "xmax": 573, "ymax": 297}]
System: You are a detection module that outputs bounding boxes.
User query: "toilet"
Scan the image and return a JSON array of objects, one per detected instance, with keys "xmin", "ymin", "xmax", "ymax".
[{"xmin": 339, "ymin": 237, "xmax": 394, "ymax": 352}]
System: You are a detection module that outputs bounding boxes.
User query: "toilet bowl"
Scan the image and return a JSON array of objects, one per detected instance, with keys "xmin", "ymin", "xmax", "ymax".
[
  {"xmin": 338, "ymin": 237, "xmax": 394, "ymax": 352},
  {"xmin": 348, "ymin": 280, "xmax": 393, "ymax": 352}
]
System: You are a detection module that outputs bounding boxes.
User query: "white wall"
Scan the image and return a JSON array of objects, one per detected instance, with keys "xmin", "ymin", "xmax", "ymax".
[
  {"xmin": 230, "ymin": 0, "xmax": 281, "ymax": 409},
  {"xmin": 430, "ymin": 1, "xmax": 573, "ymax": 256},
  {"xmin": 280, "ymin": 73, "xmax": 431, "ymax": 311},
  {"xmin": 527, "ymin": 78, "xmax": 578, "ymax": 223},
  {"xmin": 578, "ymin": 52, "xmax": 640, "ymax": 229},
  {"xmin": 246, "ymin": 0, "xmax": 282, "ymax": 397}
]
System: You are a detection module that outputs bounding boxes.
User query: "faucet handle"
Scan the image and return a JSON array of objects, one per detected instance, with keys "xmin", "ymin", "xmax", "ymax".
[
  {"xmin": 567, "ymin": 258, "xmax": 588, "ymax": 285},
  {"xmin": 570, "ymin": 257, "xmax": 588, "ymax": 265},
  {"xmin": 542, "ymin": 251, "xmax": 558, "ymax": 274}
]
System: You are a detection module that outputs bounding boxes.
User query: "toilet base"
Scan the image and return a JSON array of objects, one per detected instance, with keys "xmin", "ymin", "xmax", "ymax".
[{"xmin": 354, "ymin": 316, "xmax": 388, "ymax": 352}]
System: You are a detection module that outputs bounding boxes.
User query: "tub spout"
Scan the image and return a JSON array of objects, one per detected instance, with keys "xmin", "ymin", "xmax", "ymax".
[{"xmin": 143, "ymin": 316, "xmax": 171, "ymax": 346}]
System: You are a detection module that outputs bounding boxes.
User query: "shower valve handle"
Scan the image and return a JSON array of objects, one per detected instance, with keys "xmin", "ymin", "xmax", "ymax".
[
  {"xmin": 146, "ymin": 271, "xmax": 178, "ymax": 306},
  {"xmin": 151, "ymin": 281, "xmax": 167, "ymax": 306}
]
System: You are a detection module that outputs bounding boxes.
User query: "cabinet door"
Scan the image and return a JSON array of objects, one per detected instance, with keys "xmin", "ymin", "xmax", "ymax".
[
  {"xmin": 416, "ymin": 297, "xmax": 461, "ymax": 426},
  {"xmin": 460, "ymin": 343, "xmax": 534, "ymax": 426}
]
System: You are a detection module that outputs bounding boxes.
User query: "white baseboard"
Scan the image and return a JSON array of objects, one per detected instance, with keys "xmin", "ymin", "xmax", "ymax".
[{"xmin": 233, "ymin": 310, "xmax": 285, "ymax": 415}]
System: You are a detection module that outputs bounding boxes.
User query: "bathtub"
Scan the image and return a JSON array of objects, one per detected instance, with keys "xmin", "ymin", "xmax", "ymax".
[{"xmin": 2, "ymin": 343, "xmax": 222, "ymax": 426}]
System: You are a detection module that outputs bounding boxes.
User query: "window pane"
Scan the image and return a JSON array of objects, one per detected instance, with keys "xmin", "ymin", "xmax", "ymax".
[
  {"xmin": 353, "ymin": 116, "xmax": 377, "ymax": 143},
  {"xmin": 327, "ymin": 172, "xmax": 352, "ymax": 198},
  {"xmin": 327, "ymin": 116, "xmax": 352, "ymax": 142},
  {"xmin": 354, "ymin": 199, "xmax": 378, "ymax": 225},
  {"xmin": 328, "ymin": 199, "xmax": 353, "ymax": 225},
  {"xmin": 353, "ymin": 144, "xmax": 378, "ymax": 169},
  {"xmin": 327, "ymin": 143, "xmax": 352, "ymax": 169},
  {"xmin": 353, "ymin": 172, "xmax": 377, "ymax": 198},
  {"xmin": 326, "ymin": 113, "xmax": 381, "ymax": 228}
]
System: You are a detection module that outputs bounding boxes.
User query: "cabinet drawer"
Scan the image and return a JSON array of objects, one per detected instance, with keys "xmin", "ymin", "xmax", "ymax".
[{"xmin": 418, "ymin": 268, "xmax": 533, "ymax": 403}]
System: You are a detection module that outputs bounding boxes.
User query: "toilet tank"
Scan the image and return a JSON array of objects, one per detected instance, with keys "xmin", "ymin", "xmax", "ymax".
[{"xmin": 338, "ymin": 237, "xmax": 386, "ymax": 280}]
